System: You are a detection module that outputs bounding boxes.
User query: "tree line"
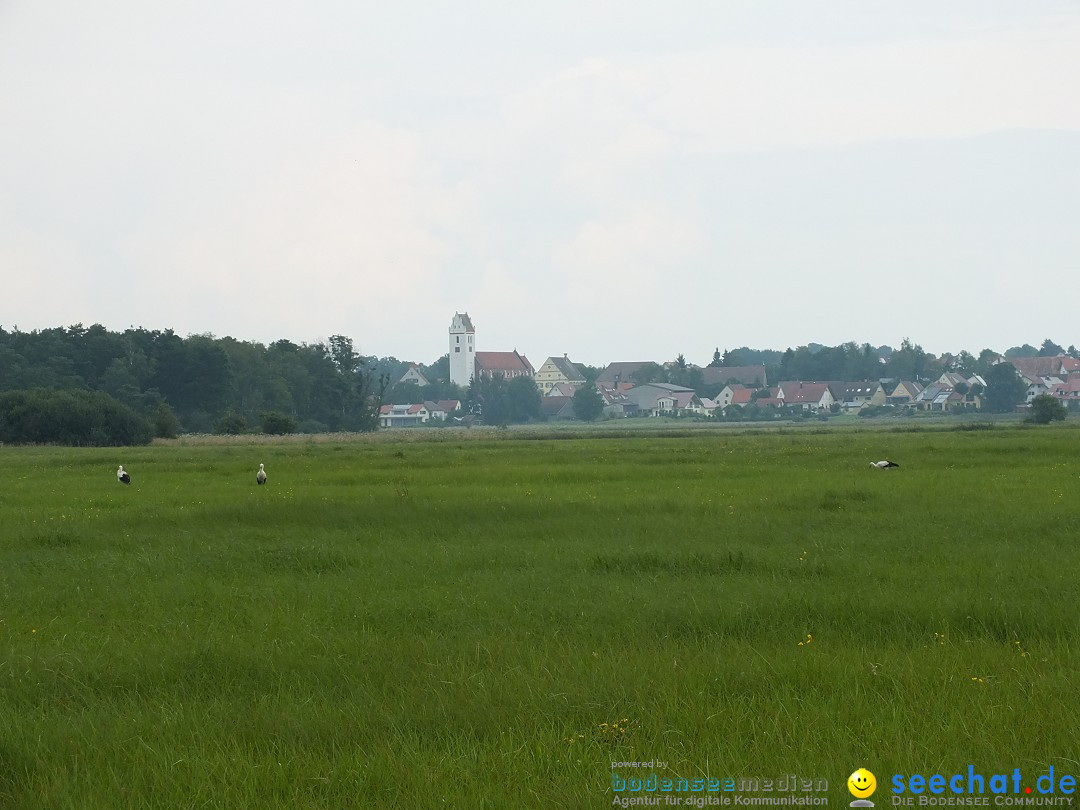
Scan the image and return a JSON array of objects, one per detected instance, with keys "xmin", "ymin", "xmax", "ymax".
[
  {"xmin": 622, "ymin": 338, "xmax": 1072, "ymax": 402},
  {"xmin": 0, "ymin": 325, "xmax": 406, "ymax": 445}
]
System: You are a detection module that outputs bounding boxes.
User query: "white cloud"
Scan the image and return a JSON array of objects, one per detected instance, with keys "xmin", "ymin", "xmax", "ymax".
[
  {"xmin": 646, "ymin": 22, "xmax": 1080, "ymax": 153},
  {"xmin": 554, "ymin": 207, "xmax": 704, "ymax": 300},
  {"xmin": 115, "ymin": 122, "xmax": 471, "ymax": 353},
  {"xmin": 0, "ymin": 220, "xmax": 94, "ymax": 329}
]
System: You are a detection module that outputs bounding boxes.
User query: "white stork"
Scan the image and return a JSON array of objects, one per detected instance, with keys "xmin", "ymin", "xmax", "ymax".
[
  {"xmin": 869, "ymin": 460, "xmax": 900, "ymax": 469},
  {"xmin": 117, "ymin": 465, "xmax": 131, "ymax": 484},
  {"xmin": 256, "ymin": 463, "xmax": 267, "ymax": 485}
]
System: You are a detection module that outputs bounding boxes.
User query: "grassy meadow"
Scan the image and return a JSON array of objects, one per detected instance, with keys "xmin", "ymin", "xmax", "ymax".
[{"xmin": 2, "ymin": 424, "xmax": 1080, "ymax": 808}]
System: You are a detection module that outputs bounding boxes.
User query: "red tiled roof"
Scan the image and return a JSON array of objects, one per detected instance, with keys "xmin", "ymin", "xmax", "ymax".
[
  {"xmin": 730, "ymin": 387, "xmax": 754, "ymax": 405},
  {"xmin": 1010, "ymin": 356, "xmax": 1077, "ymax": 379},
  {"xmin": 1052, "ymin": 377, "xmax": 1080, "ymax": 395},
  {"xmin": 476, "ymin": 351, "xmax": 534, "ymax": 374},
  {"xmin": 778, "ymin": 382, "xmax": 832, "ymax": 403}
]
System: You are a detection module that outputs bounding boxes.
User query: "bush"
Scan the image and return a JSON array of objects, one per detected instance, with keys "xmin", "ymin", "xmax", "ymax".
[
  {"xmin": 0, "ymin": 388, "xmax": 152, "ymax": 446},
  {"xmin": 183, "ymin": 410, "xmax": 215, "ymax": 434},
  {"xmin": 151, "ymin": 402, "xmax": 181, "ymax": 439},
  {"xmin": 858, "ymin": 405, "xmax": 896, "ymax": 419},
  {"xmin": 1028, "ymin": 394, "xmax": 1067, "ymax": 425},
  {"xmin": 259, "ymin": 411, "xmax": 297, "ymax": 435},
  {"xmin": 214, "ymin": 411, "xmax": 247, "ymax": 435}
]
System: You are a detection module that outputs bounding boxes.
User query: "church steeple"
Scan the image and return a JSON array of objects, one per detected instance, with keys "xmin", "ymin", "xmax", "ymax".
[{"xmin": 449, "ymin": 312, "xmax": 475, "ymax": 387}]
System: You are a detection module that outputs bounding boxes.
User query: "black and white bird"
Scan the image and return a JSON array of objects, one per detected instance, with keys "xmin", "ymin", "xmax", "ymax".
[
  {"xmin": 117, "ymin": 465, "xmax": 131, "ymax": 484},
  {"xmin": 869, "ymin": 460, "xmax": 900, "ymax": 469},
  {"xmin": 256, "ymin": 463, "xmax": 267, "ymax": 485}
]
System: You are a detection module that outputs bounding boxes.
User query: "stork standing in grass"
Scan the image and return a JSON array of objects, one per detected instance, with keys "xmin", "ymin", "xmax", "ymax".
[
  {"xmin": 256, "ymin": 463, "xmax": 267, "ymax": 485},
  {"xmin": 869, "ymin": 460, "xmax": 900, "ymax": 469},
  {"xmin": 117, "ymin": 465, "xmax": 131, "ymax": 484}
]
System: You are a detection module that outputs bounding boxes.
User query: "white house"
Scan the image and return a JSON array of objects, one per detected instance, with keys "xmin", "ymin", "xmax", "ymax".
[
  {"xmin": 776, "ymin": 382, "xmax": 836, "ymax": 411},
  {"xmin": 379, "ymin": 399, "xmax": 461, "ymax": 428},
  {"xmin": 398, "ymin": 364, "xmax": 430, "ymax": 387},
  {"xmin": 625, "ymin": 383, "xmax": 703, "ymax": 416},
  {"xmin": 379, "ymin": 403, "xmax": 431, "ymax": 428}
]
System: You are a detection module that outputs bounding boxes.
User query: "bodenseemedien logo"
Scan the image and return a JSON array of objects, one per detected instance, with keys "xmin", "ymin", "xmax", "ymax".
[{"xmin": 849, "ymin": 768, "xmax": 878, "ymax": 808}]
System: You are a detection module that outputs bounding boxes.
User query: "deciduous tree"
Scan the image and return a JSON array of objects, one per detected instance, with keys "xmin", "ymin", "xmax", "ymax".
[
  {"xmin": 572, "ymin": 384, "xmax": 605, "ymax": 422},
  {"xmin": 983, "ymin": 363, "xmax": 1027, "ymax": 413},
  {"xmin": 1028, "ymin": 394, "xmax": 1066, "ymax": 424}
]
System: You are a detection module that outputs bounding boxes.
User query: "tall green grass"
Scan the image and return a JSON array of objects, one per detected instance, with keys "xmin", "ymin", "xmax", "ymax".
[{"xmin": 2, "ymin": 425, "xmax": 1079, "ymax": 808}]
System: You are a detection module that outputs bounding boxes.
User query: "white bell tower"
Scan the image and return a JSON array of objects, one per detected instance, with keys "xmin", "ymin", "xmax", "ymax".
[{"xmin": 449, "ymin": 312, "xmax": 475, "ymax": 387}]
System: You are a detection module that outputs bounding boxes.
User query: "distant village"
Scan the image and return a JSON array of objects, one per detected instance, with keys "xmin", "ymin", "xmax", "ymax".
[{"xmin": 378, "ymin": 313, "xmax": 1080, "ymax": 427}]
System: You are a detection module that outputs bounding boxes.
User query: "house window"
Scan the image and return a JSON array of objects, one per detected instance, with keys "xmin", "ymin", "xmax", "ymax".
[
  {"xmin": 456, "ymin": 336, "xmax": 459, "ymax": 344},
  {"xmin": 455, "ymin": 347, "xmax": 460, "ymax": 353}
]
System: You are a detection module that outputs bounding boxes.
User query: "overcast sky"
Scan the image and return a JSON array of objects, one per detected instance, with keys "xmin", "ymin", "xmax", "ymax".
[{"xmin": 2, "ymin": 1, "xmax": 1078, "ymax": 367}]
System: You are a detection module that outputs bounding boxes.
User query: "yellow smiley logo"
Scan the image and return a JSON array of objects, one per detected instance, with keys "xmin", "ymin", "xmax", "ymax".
[{"xmin": 848, "ymin": 769, "xmax": 877, "ymax": 799}]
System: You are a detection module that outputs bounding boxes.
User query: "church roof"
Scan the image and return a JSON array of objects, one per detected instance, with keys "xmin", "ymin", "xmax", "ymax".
[
  {"xmin": 452, "ymin": 312, "xmax": 475, "ymax": 332},
  {"xmin": 476, "ymin": 351, "xmax": 534, "ymax": 374}
]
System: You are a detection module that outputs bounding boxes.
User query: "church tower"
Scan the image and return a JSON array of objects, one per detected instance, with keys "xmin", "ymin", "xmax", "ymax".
[{"xmin": 449, "ymin": 312, "xmax": 475, "ymax": 387}]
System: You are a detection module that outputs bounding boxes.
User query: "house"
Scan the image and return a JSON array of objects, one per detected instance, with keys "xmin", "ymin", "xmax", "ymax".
[
  {"xmin": 936, "ymin": 372, "xmax": 967, "ymax": 388},
  {"xmin": 475, "ymin": 350, "xmax": 535, "ymax": 381},
  {"xmin": 379, "ymin": 402, "xmax": 430, "ymax": 427},
  {"xmin": 914, "ymin": 384, "xmax": 950, "ymax": 411},
  {"xmin": 427, "ymin": 400, "xmax": 461, "ymax": 420},
  {"xmin": 839, "ymin": 381, "xmax": 882, "ymax": 412},
  {"xmin": 1009, "ymin": 356, "xmax": 1080, "ymax": 380},
  {"xmin": 777, "ymin": 381, "xmax": 836, "ymax": 411},
  {"xmin": 752, "ymin": 390, "xmax": 784, "ymax": 408},
  {"xmin": 916, "ymin": 384, "xmax": 982, "ymax": 411},
  {"xmin": 700, "ymin": 365, "xmax": 768, "ymax": 388},
  {"xmin": 597, "ymin": 361, "xmax": 658, "ymax": 387},
  {"xmin": 539, "ymin": 396, "xmax": 576, "ymax": 420},
  {"xmin": 697, "ymin": 397, "xmax": 721, "ymax": 416},
  {"xmin": 598, "ymin": 386, "xmax": 637, "ymax": 417},
  {"xmin": 883, "ymin": 380, "xmax": 923, "ymax": 406},
  {"xmin": 713, "ymin": 384, "xmax": 755, "ymax": 409},
  {"xmin": 625, "ymin": 383, "xmax": 703, "ymax": 416},
  {"xmin": 546, "ymin": 381, "xmax": 580, "ymax": 397},
  {"xmin": 936, "ymin": 372, "xmax": 987, "ymax": 389},
  {"xmin": 397, "ymin": 363, "xmax": 430, "ymax": 387},
  {"xmin": 723, "ymin": 389, "xmax": 781, "ymax": 412},
  {"xmin": 729, "ymin": 386, "xmax": 757, "ymax": 407},
  {"xmin": 1050, "ymin": 376, "xmax": 1080, "ymax": 409},
  {"xmin": 1022, "ymin": 375, "xmax": 1063, "ymax": 403},
  {"xmin": 534, "ymin": 355, "xmax": 585, "ymax": 393},
  {"xmin": 378, "ymin": 399, "xmax": 461, "ymax": 427}
]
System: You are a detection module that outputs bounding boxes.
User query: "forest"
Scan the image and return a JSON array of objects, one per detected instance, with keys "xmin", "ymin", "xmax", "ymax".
[{"xmin": 0, "ymin": 325, "xmax": 414, "ymax": 445}]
